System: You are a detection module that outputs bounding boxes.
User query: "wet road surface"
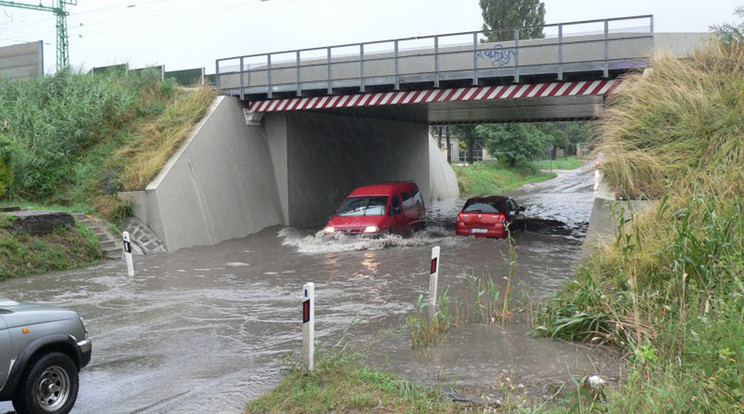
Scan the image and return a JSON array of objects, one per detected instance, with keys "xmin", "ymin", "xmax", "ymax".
[{"xmin": 0, "ymin": 163, "xmax": 621, "ymax": 413}]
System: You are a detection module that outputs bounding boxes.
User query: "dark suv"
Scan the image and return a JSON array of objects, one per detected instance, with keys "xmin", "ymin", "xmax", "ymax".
[{"xmin": 0, "ymin": 298, "xmax": 91, "ymax": 414}]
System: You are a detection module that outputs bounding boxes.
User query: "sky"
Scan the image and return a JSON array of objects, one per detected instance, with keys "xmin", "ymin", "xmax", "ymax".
[{"xmin": 0, "ymin": 0, "xmax": 741, "ymax": 74}]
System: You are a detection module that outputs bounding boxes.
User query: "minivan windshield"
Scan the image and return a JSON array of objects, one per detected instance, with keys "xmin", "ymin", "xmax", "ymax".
[{"xmin": 336, "ymin": 196, "xmax": 389, "ymax": 216}]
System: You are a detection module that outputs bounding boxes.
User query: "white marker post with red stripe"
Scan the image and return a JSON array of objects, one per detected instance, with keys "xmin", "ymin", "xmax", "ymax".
[
  {"xmin": 302, "ymin": 282, "xmax": 315, "ymax": 370},
  {"xmin": 429, "ymin": 246, "xmax": 440, "ymax": 319},
  {"xmin": 122, "ymin": 231, "xmax": 134, "ymax": 276}
]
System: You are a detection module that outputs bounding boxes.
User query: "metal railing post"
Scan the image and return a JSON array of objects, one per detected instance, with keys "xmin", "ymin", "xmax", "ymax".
[
  {"xmin": 557, "ymin": 24, "xmax": 563, "ymax": 81},
  {"xmin": 267, "ymin": 54, "xmax": 273, "ymax": 99},
  {"xmin": 434, "ymin": 36, "xmax": 440, "ymax": 88},
  {"xmin": 472, "ymin": 32, "xmax": 478, "ymax": 85},
  {"xmin": 603, "ymin": 19, "xmax": 609, "ymax": 78},
  {"xmin": 650, "ymin": 15, "xmax": 655, "ymax": 52},
  {"xmin": 327, "ymin": 47, "xmax": 333, "ymax": 94},
  {"xmin": 296, "ymin": 50, "xmax": 302, "ymax": 96},
  {"xmin": 359, "ymin": 43, "xmax": 365, "ymax": 93},
  {"xmin": 215, "ymin": 60, "xmax": 220, "ymax": 90},
  {"xmin": 239, "ymin": 57, "xmax": 244, "ymax": 100},
  {"xmin": 514, "ymin": 28, "xmax": 520, "ymax": 83},
  {"xmin": 394, "ymin": 40, "xmax": 400, "ymax": 90}
]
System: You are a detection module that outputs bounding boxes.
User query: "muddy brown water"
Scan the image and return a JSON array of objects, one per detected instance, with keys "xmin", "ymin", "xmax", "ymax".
[{"xmin": 0, "ymin": 164, "xmax": 622, "ymax": 413}]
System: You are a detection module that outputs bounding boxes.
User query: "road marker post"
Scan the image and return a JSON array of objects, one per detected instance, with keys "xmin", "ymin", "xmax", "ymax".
[
  {"xmin": 122, "ymin": 231, "xmax": 134, "ymax": 276},
  {"xmin": 429, "ymin": 246, "xmax": 440, "ymax": 320},
  {"xmin": 302, "ymin": 282, "xmax": 315, "ymax": 370}
]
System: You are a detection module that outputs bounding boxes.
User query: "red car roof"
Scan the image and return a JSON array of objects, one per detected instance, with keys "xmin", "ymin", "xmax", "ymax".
[{"xmin": 348, "ymin": 182, "xmax": 418, "ymax": 197}]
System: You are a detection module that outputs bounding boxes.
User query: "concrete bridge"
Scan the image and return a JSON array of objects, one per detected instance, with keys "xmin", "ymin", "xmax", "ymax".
[{"xmin": 124, "ymin": 16, "xmax": 710, "ymax": 251}]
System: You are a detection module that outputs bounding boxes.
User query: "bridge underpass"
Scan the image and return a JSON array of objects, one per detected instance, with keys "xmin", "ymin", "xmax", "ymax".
[{"xmin": 123, "ymin": 16, "xmax": 709, "ymax": 251}]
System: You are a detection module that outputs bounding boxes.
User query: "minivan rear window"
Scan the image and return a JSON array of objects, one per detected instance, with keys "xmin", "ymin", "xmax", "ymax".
[
  {"xmin": 337, "ymin": 196, "xmax": 389, "ymax": 216},
  {"xmin": 462, "ymin": 201, "xmax": 501, "ymax": 214}
]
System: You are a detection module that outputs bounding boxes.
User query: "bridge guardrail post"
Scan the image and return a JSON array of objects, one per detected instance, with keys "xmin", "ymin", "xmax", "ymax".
[
  {"xmin": 394, "ymin": 40, "xmax": 400, "ymax": 90},
  {"xmin": 239, "ymin": 57, "xmax": 244, "ymax": 100},
  {"xmin": 650, "ymin": 15, "xmax": 655, "ymax": 52},
  {"xmin": 472, "ymin": 32, "xmax": 478, "ymax": 86},
  {"xmin": 296, "ymin": 50, "xmax": 302, "ymax": 97},
  {"xmin": 603, "ymin": 19, "xmax": 609, "ymax": 78},
  {"xmin": 557, "ymin": 24, "xmax": 564, "ymax": 81},
  {"xmin": 359, "ymin": 44, "xmax": 365, "ymax": 93},
  {"xmin": 327, "ymin": 47, "xmax": 333, "ymax": 94},
  {"xmin": 215, "ymin": 60, "xmax": 220, "ymax": 90},
  {"xmin": 434, "ymin": 36, "xmax": 440, "ymax": 88},
  {"xmin": 514, "ymin": 28, "xmax": 520, "ymax": 83},
  {"xmin": 267, "ymin": 54, "xmax": 273, "ymax": 99}
]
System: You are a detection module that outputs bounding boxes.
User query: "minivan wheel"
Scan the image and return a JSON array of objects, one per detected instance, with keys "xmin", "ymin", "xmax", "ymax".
[{"xmin": 12, "ymin": 352, "xmax": 79, "ymax": 414}]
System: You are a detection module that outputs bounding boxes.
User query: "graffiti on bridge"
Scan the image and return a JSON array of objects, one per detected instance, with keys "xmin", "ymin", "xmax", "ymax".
[{"xmin": 476, "ymin": 44, "xmax": 515, "ymax": 67}]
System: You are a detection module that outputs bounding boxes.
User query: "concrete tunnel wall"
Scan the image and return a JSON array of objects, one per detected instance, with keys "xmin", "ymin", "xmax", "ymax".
[
  {"xmin": 125, "ymin": 96, "xmax": 457, "ymax": 251},
  {"xmin": 281, "ymin": 111, "xmax": 431, "ymax": 228}
]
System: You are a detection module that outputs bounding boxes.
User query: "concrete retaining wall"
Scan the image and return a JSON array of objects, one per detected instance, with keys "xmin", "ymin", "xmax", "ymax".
[{"xmin": 123, "ymin": 96, "xmax": 284, "ymax": 251}]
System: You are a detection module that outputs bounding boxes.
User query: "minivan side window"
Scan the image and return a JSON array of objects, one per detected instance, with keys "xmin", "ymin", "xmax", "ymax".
[
  {"xmin": 401, "ymin": 191, "xmax": 414, "ymax": 210},
  {"xmin": 390, "ymin": 195, "xmax": 403, "ymax": 215},
  {"xmin": 413, "ymin": 190, "xmax": 424, "ymax": 208}
]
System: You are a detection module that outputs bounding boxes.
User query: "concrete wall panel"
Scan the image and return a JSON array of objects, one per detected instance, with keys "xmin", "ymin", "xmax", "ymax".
[
  {"xmin": 0, "ymin": 41, "xmax": 43, "ymax": 80},
  {"xmin": 142, "ymin": 96, "xmax": 283, "ymax": 251}
]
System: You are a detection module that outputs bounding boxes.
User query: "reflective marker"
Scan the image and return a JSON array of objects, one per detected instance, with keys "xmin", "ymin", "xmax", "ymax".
[
  {"xmin": 302, "ymin": 282, "xmax": 315, "ymax": 370},
  {"xmin": 123, "ymin": 231, "xmax": 134, "ymax": 276},
  {"xmin": 429, "ymin": 246, "xmax": 440, "ymax": 320}
]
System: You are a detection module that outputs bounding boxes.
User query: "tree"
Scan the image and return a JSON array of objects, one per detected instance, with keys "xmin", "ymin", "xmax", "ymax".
[
  {"xmin": 450, "ymin": 125, "xmax": 481, "ymax": 164},
  {"xmin": 480, "ymin": 0, "xmax": 546, "ymax": 42},
  {"xmin": 711, "ymin": 6, "xmax": 744, "ymax": 48},
  {"xmin": 477, "ymin": 123, "xmax": 548, "ymax": 166}
]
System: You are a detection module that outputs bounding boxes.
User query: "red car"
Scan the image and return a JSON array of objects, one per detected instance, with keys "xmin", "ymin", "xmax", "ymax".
[
  {"xmin": 324, "ymin": 182, "xmax": 426, "ymax": 236},
  {"xmin": 455, "ymin": 196, "xmax": 527, "ymax": 238}
]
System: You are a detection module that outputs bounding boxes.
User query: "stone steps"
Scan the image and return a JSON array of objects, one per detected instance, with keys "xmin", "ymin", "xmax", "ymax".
[{"xmin": 73, "ymin": 213, "xmax": 122, "ymax": 260}]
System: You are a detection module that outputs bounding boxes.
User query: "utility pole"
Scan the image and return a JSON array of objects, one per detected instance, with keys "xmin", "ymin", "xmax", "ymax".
[{"xmin": 0, "ymin": 1, "xmax": 77, "ymax": 70}]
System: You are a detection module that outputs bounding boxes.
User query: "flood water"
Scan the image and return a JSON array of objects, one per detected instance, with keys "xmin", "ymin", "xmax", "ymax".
[{"xmin": 0, "ymin": 163, "xmax": 621, "ymax": 413}]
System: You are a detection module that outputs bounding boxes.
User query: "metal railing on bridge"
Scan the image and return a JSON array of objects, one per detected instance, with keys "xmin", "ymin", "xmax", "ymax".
[{"xmin": 216, "ymin": 15, "xmax": 653, "ymax": 100}]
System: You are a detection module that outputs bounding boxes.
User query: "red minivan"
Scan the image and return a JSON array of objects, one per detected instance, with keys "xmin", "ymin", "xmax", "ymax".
[{"xmin": 324, "ymin": 182, "xmax": 426, "ymax": 236}]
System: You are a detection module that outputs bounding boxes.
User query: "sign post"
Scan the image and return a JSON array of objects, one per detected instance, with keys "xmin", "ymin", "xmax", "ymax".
[
  {"xmin": 429, "ymin": 246, "xmax": 440, "ymax": 320},
  {"xmin": 122, "ymin": 231, "xmax": 134, "ymax": 276},
  {"xmin": 302, "ymin": 282, "xmax": 315, "ymax": 370}
]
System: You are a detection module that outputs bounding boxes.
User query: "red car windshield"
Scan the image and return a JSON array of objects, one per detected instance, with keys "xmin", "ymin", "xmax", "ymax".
[
  {"xmin": 336, "ymin": 196, "xmax": 389, "ymax": 216},
  {"xmin": 462, "ymin": 200, "xmax": 502, "ymax": 214}
]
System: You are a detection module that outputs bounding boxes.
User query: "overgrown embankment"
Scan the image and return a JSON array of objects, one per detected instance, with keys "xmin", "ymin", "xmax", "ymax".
[
  {"xmin": 539, "ymin": 41, "xmax": 744, "ymax": 412},
  {"xmin": 453, "ymin": 160, "xmax": 557, "ymax": 195},
  {"xmin": 0, "ymin": 215, "xmax": 100, "ymax": 280},
  {"xmin": 0, "ymin": 68, "xmax": 215, "ymax": 278}
]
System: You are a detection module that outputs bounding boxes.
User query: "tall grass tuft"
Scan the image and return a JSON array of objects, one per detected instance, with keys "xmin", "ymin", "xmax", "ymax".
[{"xmin": 115, "ymin": 85, "xmax": 216, "ymax": 190}]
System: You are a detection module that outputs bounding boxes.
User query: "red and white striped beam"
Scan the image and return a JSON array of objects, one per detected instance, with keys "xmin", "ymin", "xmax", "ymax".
[{"xmin": 248, "ymin": 79, "xmax": 617, "ymax": 113}]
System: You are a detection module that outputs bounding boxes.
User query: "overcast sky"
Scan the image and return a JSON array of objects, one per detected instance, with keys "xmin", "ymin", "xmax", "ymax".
[{"xmin": 0, "ymin": 0, "xmax": 741, "ymax": 74}]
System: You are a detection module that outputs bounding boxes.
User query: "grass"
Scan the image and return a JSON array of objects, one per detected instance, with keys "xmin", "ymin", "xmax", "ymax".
[
  {"xmin": 453, "ymin": 160, "xmax": 556, "ymax": 196},
  {"xmin": 0, "ymin": 215, "xmax": 101, "ymax": 280},
  {"xmin": 244, "ymin": 347, "xmax": 468, "ymax": 413},
  {"xmin": 537, "ymin": 40, "xmax": 744, "ymax": 412},
  {"xmin": 114, "ymin": 85, "xmax": 216, "ymax": 190},
  {"xmin": 532, "ymin": 156, "xmax": 584, "ymax": 171}
]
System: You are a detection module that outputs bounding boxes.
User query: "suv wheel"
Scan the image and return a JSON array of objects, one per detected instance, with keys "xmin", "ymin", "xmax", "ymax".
[{"xmin": 12, "ymin": 352, "xmax": 79, "ymax": 414}]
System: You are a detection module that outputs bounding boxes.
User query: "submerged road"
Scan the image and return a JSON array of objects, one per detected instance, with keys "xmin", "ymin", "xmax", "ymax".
[{"xmin": 0, "ymin": 163, "xmax": 620, "ymax": 413}]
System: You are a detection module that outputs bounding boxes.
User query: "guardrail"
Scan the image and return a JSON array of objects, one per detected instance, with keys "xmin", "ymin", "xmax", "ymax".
[{"xmin": 216, "ymin": 15, "xmax": 653, "ymax": 99}]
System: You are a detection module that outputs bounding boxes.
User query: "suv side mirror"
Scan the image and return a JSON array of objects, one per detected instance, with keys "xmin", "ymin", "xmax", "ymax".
[{"xmin": 519, "ymin": 206, "xmax": 525, "ymax": 212}]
